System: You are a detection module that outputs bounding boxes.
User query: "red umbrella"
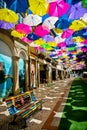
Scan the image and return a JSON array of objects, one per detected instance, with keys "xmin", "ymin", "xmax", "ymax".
[
  {"xmin": 34, "ymin": 25, "xmax": 50, "ymax": 37},
  {"xmin": 48, "ymin": 0, "xmax": 70, "ymax": 17},
  {"xmin": 15, "ymin": 23, "xmax": 32, "ymax": 34}
]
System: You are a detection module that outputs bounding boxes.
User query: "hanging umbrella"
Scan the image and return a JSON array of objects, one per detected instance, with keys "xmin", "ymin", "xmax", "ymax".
[
  {"xmin": 80, "ymin": 13, "xmax": 87, "ymax": 23},
  {"xmin": 55, "ymin": 36, "xmax": 65, "ymax": 43},
  {"xmin": 15, "ymin": 23, "xmax": 32, "ymax": 34},
  {"xmin": 68, "ymin": 2, "xmax": 87, "ymax": 20},
  {"xmin": 34, "ymin": 25, "xmax": 50, "ymax": 37},
  {"xmin": 72, "ymin": 36, "xmax": 84, "ymax": 43},
  {"xmin": 0, "ymin": 8, "xmax": 18, "ymax": 23},
  {"xmin": 82, "ymin": 0, "xmax": 87, "ymax": 8},
  {"xmin": 61, "ymin": 29, "xmax": 74, "ymax": 38},
  {"xmin": 42, "ymin": 34, "xmax": 54, "ymax": 42},
  {"xmin": 57, "ymin": 42, "xmax": 66, "ymax": 48},
  {"xmin": 24, "ymin": 14, "xmax": 42, "ymax": 26},
  {"xmin": 55, "ymin": 18, "xmax": 71, "ymax": 29},
  {"xmin": 21, "ymin": 37, "xmax": 33, "ymax": 43},
  {"xmin": 48, "ymin": 0, "xmax": 70, "ymax": 17},
  {"xmin": 42, "ymin": 16, "xmax": 58, "ymax": 29},
  {"xmin": 29, "ymin": 0, "xmax": 49, "ymax": 16},
  {"xmin": 29, "ymin": 42, "xmax": 40, "ymax": 47},
  {"xmin": 72, "ymin": 29, "xmax": 86, "ymax": 37},
  {"xmin": 47, "ymin": 0, "xmax": 58, "ymax": 3},
  {"xmin": 48, "ymin": 41, "xmax": 57, "ymax": 47},
  {"xmin": 35, "ymin": 46, "xmax": 45, "ymax": 52},
  {"xmin": 3, "ymin": 0, "xmax": 29, "ymax": 13},
  {"xmin": 35, "ymin": 38, "xmax": 46, "ymax": 46},
  {"xmin": 69, "ymin": 19, "xmax": 86, "ymax": 31},
  {"xmin": 27, "ymin": 33, "xmax": 40, "ymax": 40},
  {"xmin": 11, "ymin": 30, "xmax": 25, "ymax": 38},
  {"xmin": 0, "ymin": 20, "xmax": 15, "ymax": 30},
  {"xmin": 41, "ymin": 43, "xmax": 53, "ymax": 50}
]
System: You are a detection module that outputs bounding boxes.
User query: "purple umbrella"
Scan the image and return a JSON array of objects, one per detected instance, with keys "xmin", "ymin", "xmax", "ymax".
[
  {"xmin": 0, "ymin": 20, "xmax": 15, "ymax": 30},
  {"xmin": 68, "ymin": 2, "xmax": 87, "ymax": 20},
  {"xmin": 42, "ymin": 34, "xmax": 54, "ymax": 42}
]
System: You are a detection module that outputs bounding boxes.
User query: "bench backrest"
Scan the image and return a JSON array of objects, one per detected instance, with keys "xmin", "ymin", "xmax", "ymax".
[{"xmin": 5, "ymin": 90, "xmax": 37, "ymax": 115}]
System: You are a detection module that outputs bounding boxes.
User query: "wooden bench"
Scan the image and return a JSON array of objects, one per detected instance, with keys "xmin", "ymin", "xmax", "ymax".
[{"xmin": 5, "ymin": 90, "xmax": 45, "ymax": 129}]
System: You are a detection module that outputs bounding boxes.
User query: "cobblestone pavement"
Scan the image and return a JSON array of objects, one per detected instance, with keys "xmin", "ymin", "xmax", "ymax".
[{"xmin": 0, "ymin": 78, "xmax": 74, "ymax": 130}]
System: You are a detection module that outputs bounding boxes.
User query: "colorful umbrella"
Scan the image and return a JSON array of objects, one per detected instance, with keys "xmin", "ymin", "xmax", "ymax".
[
  {"xmin": 72, "ymin": 29, "xmax": 86, "ymax": 37},
  {"xmin": 29, "ymin": 0, "xmax": 49, "ymax": 16},
  {"xmin": 48, "ymin": 0, "xmax": 70, "ymax": 17},
  {"xmin": 72, "ymin": 36, "xmax": 84, "ymax": 43},
  {"xmin": 34, "ymin": 25, "xmax": 50, "ymax": 37},
  {"xmin": 42, "ymin": 34, "xmax": 54, "ymax": 42},
  {"xmin": 21, "ymin": 37, "xmax": 33, "ymax": 43},
  {"xmin": 42, "ymin": 16, "xmax": 58, "ymax": 29},
  {"xmin": 61, "ymin": 29, "xmax": 74, "ymax": 38},
  {"xmin": 47, "ymin": 0, "xmax": 58, "ymax": 3},
  {"xmin": 3, "ymin": 0, "xmax": 29, "ymax": 13},
  {"xmin": 0, "ymin": 8, "xmax": 18, "ymax": 23},
  {"xmin": 11, "ymin": 30, "xmax": 25, "ymax": 38},
  {"xmin": 80, "ymin": 13, "xmax": 87, "ymax": 23},
  {"xmin": 15, "ymin": 23, "xmax": 32, "ymax": 34},
  {"xmin": 24, "ymin": 14, "xmax": 42, "ymax": 26},
  {"xmin": 82, "ymin": 0, "xmax": 87, "ymax": 8},
  {"xmin": 68, "ymin": 2, "xmax": 87, "ymax": 20},
  {"xmin": 0, "ymin": 20, "xmax": 15, "ymax": 30},
  {"xmin": 69, "ymin": 19, "xmax": 86, "ymax": 31},
  {"xmin": 27, "ymin": 33, "xmax": 40, "ymax": 40},
  {"xmin": 55, "ymin": 18, "xmax": 71, "ymax": 29}
]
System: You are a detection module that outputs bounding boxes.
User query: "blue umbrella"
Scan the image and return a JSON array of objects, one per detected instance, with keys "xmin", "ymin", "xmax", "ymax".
[
  {"xmin": 27, "ymin": 33, "xmax": 40, "ymax": 41},
  {"xmin": 4, "ymin": 0, "xmax": 29, "ymax": 13},
  {"xmin": 66, "ymin": 0, "xmax": 81, "ymax": 5},
  {"xmin": 72, "ymin": 29, "xmax": 86, "ymax": 37},
  {"xmin": 55, "ymin": 18, "xmax": 71, "ymax": 29}
]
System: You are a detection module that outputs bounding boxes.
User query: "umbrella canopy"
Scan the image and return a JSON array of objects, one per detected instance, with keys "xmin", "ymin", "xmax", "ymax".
[
  {"xmin": 0, "ymin": 8, "xmax": 18, "ymax": 23},
  {"xmin": 80, "ymin": 13, "xmax": 87, "ymax": 23},
  {"xmin": 48, "ymin": 0, "xmax": 70, "ymax": 17},
  {"xmin": 0, "ymin": 20, "xmax": 15, "ymax": 30},
  {"xmin": 61, "ymin": 29, "xmax": 74, "ymax": 38},
  {"xmin": 55, "ymin": 18, "xmax": 71, "ymax": 29},
  {"xmin": 68, "ymin": 2, "xmax": 87, "ymax": 20},
  {"xmin": 42, "ymin": 34, "xmax": 54, "ymax": 42},
  {"xmin": 34, "ymin": 25, "xmax": 50, "ymax": 37},
  {"xmin": 15, "ymin": 23, "xmax": 32, "ymax": 34},
  {"xmin": 72, "ymin": 29, "xmax": 86, "ymax": 37},
  {"xmin": 24, "ymin": 14, "xmax": 42, "ymax": 26},
  {"xmin": 3, "ymin": 0, "xmax": 29, "ymax": 13},
  {"xmin": 11, "ymin": 30, "xmax": 25, "ymax": 38},
  {"xmin": 29, "ymin": 0, "xmax": 49, "ymax": 16},
  {"xmin": 27, "ymin": 33, "xmax": 40, "ymax": 40},
  {"xmin": 69, "ymin": 19, "xmax": 86, "ymax": 31},
  {"xmin": 42, "ymin": 16, "xmax": 58, "ymax": 29},
  {"xmin": 21, "ymin": 37, "xmax": 33, "ymax": 43}
]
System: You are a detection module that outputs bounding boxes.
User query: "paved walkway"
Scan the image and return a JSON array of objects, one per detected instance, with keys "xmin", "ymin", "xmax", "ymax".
[{"xmin": 0, "ymin": 78, "xmax": 74, "ymax": 130}]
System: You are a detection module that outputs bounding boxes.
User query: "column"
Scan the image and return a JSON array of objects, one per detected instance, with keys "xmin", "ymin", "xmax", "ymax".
[
  {"xmin": 24, "ymin": 59, "xmax": 29, "ymax": 91},
  {"xmin": 12, "ymin": 56, "xmax": 20, "ymax": 95}
]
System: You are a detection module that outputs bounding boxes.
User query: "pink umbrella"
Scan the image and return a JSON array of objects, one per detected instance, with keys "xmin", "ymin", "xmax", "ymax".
[
  {"xmin": 15, "ymin": 23, "xmax": 32, "ymax": 34},
  {"xmin": 57, "ymin": 42, "xmax": 66, "ymax": 48},
  {"xmin": 61, "ymin": 29, "xmax": 74, "ymax": 38},
  {"xmin": 34, "ymin": 25, "xmax": 50, "ymax": 37},
  {"xmin": 21, "ymin": 37, "xmax": 33, "ymax": 43},
  {"xmin": 48, "ymin": 0, "xmax": 70, "ymax": 17}
]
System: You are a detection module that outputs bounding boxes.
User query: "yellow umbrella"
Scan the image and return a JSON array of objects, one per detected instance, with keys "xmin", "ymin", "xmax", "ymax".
[
  {"xmin": 69, "ymin": 19, "xmax": 86, "ymax": 31},
  {"xmin": 35, "ymin": 38, "xmax": 45, "ymax": 45},
  {"xmin": 11, "ymin": 30, "xmax": 25, "ymax": 38},
  {"xmin": 54, "ymin": 28, "xmax": 63, "ymax": 34},
  {"xmin": 48, "ymin": 41, "xmax": 57, "ymax": 47},
  {"xmin": 0, "ymin": 8, "xmax": 18, "ymax": 23},
  {"xmin": 72, "ymin": 36, "xmax": 84, "ymax": 43},
  {"xmin": 29, "ymin": 0, "xmax": 49, "ymax": 16}
]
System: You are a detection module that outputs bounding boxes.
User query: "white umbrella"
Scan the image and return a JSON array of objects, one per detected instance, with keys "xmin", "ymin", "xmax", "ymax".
[
  {"xmin": 42, "ymin": 16, "xmax": 58, "ymax": 29},
  {"xmin": 54, "ymin": 36, "xmax": 65, "ymax": 43},
  {"xmin": 80, "ymin": 13, "xmax": 87, "ymax": 23},
  {"xmin": 46, "ymin": 0, "xmax": 58, "ymax": 3},
  {"xmin": 23, "ymin": 14, "xmax": 42, "ymax": 26}
]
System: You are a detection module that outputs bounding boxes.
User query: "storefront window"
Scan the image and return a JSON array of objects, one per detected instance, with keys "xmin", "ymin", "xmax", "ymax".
[
  {"xmin": 18, "ymin": 58, "xmax": 25, "ymax": 93},
  {"xmin": 0, "ymin": 54, "xmax": 13, "ymax": 98}
]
